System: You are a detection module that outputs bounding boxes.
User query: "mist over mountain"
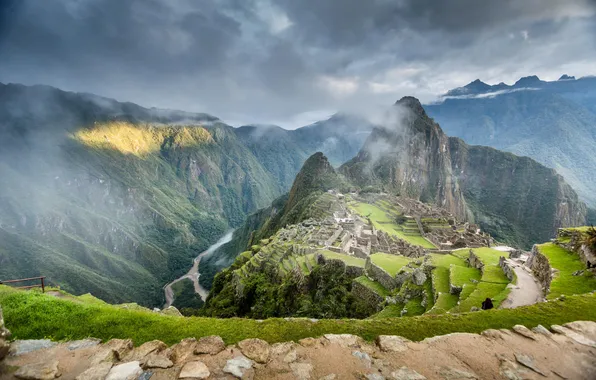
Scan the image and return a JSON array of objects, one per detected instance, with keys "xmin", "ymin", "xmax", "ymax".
[
  {"xmin": 342, "ymin": 96, "xmax": 587, "ymax": 248},
  {"xmin": 0, "ymin": 83, "xmax": 368, "ymax": 306},
  {"xmin": 426, "ymin": 76, "xmax": 596, "ymax": 207}
]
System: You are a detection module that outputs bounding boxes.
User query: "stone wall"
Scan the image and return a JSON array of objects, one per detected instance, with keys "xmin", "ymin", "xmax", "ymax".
[
  {"xmin": 365, "ymin": 258, "xmax": 398, "ymax": 290},
  {"xmin": 315, "ymin": 254, "xmax": 363, "ymax": 278},
  {"xmin": 351, "ymin": 280, "xmax": 384, "ymax": 311},
  {"xmin": 526, "ymin": 245, "xmax": 552, "ymax": 294},
  {"xmin": 468, "ymin": 250, "xmax": 484, "ymax": 273},
  {"xmin": 556, "ymin": 228, "xmax": 596, "ymax": 268},
  {"xmin": 499, "ymin": 256, "xmax": 515, "ymax": 282}
]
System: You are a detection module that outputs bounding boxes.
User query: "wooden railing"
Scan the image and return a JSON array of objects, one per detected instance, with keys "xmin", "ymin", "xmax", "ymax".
[{"xmin": 0, "ymin": 276, "xmax": 46, "ymax": 292}]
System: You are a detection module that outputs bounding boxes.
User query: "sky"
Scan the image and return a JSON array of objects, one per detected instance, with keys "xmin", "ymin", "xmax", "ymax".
[{"xmin": 1, "ymin": 0, "xmax": 595, "ymax": 129}]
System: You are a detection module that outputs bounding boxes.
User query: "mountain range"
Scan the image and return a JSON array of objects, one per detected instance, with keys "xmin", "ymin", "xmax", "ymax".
[
  {"xmin": 0, "ymin": 83, "xmax": 368, "ymax": 306},
  {"xmin": 0, "ymin": 80, "xmax": 590, "ymax": 307},
  {"xmin": 426, "ymin": 75, "xmax": 596, "ymax": 207}
]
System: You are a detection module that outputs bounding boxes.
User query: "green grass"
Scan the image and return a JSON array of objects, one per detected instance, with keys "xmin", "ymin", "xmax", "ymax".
[
  {"xmin": 320, "ymin": 250, "xmax": 365, "ymax": 268},
  {"xmin": 370, "ymin": 253, "xmax": 412, "ymax": 276},
  {"xmin": 349, "ymin": 202, "xmax": 436, "ymax": 249},
  {"xmin": 449, "ymin": 265, "xmax": 481, "ymax": 287},
  {"xmin": 3, "ymin": 286, "xmax": 595, "ymax": 345},
  {"xmin": 428, "ymin": 254, "xmax": 471, "ymax": 314},
  {"xmin": 354, "ymin": 276, "xmax": 389, "ymax": 297},
  {"xmin": 537, "ymin": 243, "xmax": 596, "ymax": 299},
  {"xmin": 403, "ymin": 297, "xmax": 426, "ymax": 316},
  {"xmin": 372, "ymin": 303, "xmax": 405, "ymax": 318},
  {"xmin": 455, "ymin": 248, "xmax": 511, "ymax": 311}
]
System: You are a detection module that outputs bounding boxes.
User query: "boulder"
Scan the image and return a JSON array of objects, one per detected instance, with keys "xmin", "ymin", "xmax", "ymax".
[
  {"xmin": 412, "ymin": 269, "xmax": 427, "ymax": 286},
  {"xmin": 290, "ymin": 363, "xmax": 314, "ymax": 380},
  {"xmin": 194, "ymin": 335, "xmax": 226, "ymax": 355},
  {"xmin": 376, "ymin": 335, "xmax": 409, "ymax": 352},
  {"xmin": 237, "ymin": 338, "xmax": 270, "ymax": 363},
  {"xmin": 391, "ymin": 367, "xmax": 427, "ymax": 380},
  {"xmin": 512, "ymin": 325, "xmax": 536, "ymax": 340},
  {"xmin": 324, "ymin": 334, "xmax": 362, "ymax": 348},
  {"xmin": 178, "ymin": 361, "xmax": 210, "ymax": 379},
  {"xmin": 75, "ymin": 362, "xmax": 113, "ymax": 380},
  {"xmin": 223, "ymin": 356, "xmax": 253, "ymax": 378},
  {"xmin": 105, "ymin": 339, "xmax": 133, "ymax": 361},
  {"xmin": 270, "ymin": 342, "xmax": 296, "ymax": 356},
  {"xmin": 170, "ymin": 338, "xmax": 198, "ymax": 363},
  {"xmin": 159, "ymin": 306, "xmax": 183, "ymax": 317},
  {"xmin": 105, "ymin": 361, "xmax": 143, "ymax": 380},
  {"xmin": 14, "ymin": 360, "xmax": 60, "ymax": 380},
  {"xmin": 132, "ymin": 340, "xmax": 167, "ymax": 359},
  {"xmin": 531, "ymin": 325, "xmax": 552, "ymax": 337},
  {"xmin": 10, "ymin": 340, "xmax": 57, "ymax": 356},
  {"xmin": 143, "ymin": 354, "xmax": 173, "ymax": 369}
]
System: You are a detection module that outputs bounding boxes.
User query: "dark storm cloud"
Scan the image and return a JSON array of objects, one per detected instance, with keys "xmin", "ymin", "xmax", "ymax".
[{"xmin": 0, "ymin": 0, "xmax": 595, "ymax": 128}]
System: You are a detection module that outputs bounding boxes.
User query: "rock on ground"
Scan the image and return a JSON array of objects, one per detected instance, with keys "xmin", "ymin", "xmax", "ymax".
[
  {"xmin": 194, "ymin": 335, "xmax": 226, "ymax": 355},
  {"xmin": 376, "ymin": 335, "xmax": 410, "ymax": 352},
  {"xmin": 14, "ymin": 360, "xmax": 60, "ymax": 380},
  {"xmin": 2, "ymin": 321, "xmax": 596, "ymax": 380},
  {"xmin": 105, "ymin": 361, "xmax": 143, "ymax": 380},
  {"xmin": 75, "ymin": 362, "xmax": 113, "ymax": 380},
  {"xmin": 178, "ymin": 360, "xmax": 210, "ymax": 379},
  {"xmin": 237, "ymin": 338, "xmax": 270, "ymax": 363},
  {"xmin": 10, "ymin": 340, "xmax": 57, "ymax": 356},
  {"xmin": 223, "ymin": 356, "xmax": 253, "ymax": 378}
]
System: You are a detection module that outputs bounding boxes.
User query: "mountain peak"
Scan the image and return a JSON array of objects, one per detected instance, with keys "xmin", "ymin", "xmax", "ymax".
[
  {"xmin": 559, "ymin": 74, "xmax": 576, "ymax": 81},
  {"xmin": 514, "ymin": 75, "xmax": 544, "ymax": 86},
  {"xmin": 395, "ymin": 96, "xmax": 426, "ymax": 116}
]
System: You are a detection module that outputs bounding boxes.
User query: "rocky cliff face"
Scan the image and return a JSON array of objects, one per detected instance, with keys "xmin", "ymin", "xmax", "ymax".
[{"xmin": 341, "ymin": 97, "xmax": 586, "ymax": 248}]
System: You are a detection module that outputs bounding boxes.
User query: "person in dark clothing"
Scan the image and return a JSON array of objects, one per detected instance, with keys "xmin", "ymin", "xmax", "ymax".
[{"xmin": 481, "ymin": 298, "xmax": 494, "ymax": 310}]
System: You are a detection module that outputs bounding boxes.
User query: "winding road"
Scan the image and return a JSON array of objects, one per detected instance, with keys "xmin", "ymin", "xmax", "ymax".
[
  {"xmin": 163, "ymin": 230, "xmax": 234, "ymax": 308},
  {"xmin": 500, "ymin": 258, "xmax": 544, "ymax": 308}
]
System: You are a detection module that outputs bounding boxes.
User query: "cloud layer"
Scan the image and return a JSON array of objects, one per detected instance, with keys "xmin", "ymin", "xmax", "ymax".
[{"xmin": 1, "ymin": 0, "xmax": 595, "ymax": 128}]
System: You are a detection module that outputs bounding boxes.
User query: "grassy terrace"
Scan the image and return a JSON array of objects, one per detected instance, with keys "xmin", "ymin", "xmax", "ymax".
[
  {"xmin": 321, "ymin": 250, "xmax": 365, "ymax": 268},
  {"xmin": 370, "ymin": 253, "xmax": 412, "ymax": 276},
  {"xmin": 2, "ymin": 286, "xmax": 595, "ymax": 345},
  {"xmin": 454, "ymin": 248, "xmax": 511, "ymax": 311},
  {"xmin": 349, "ymin": 201, "xmax": 436, "ymax": 249},
  {"xmin": 354, "ymin": 276, "xmax": 389, "ymax": 297},
  {"xmin": 537, "ymin": 243, "xmax": 596, "ymax": 299},
  {"xmin": 428, "ymin": 253, "xmax": 472, "ymax": 313}
]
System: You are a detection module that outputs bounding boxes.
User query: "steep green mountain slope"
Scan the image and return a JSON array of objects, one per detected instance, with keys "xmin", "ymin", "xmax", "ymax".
[
  {"xmin": 235, "ymin": 114, "xmax": 373, "ymax": 189},
  {"xmin": 341, "ymin": 97, "xmax": 586, "ymax": 248},
  {"xmin": 199, "ymin": 152, "xmax": 347, "ymax": 289},
  {"xmin": 0, "ymin": 83, "xmax": 281, "ymax": 306},
  {"xmin": 426, "ymin": 77, "xmax": 596, "ymax": 207}
]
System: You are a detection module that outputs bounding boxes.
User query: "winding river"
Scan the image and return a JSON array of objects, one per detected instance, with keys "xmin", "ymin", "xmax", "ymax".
[{"xmin": 163, "ymin": 230, "xmax": 234, "ymax": 308}]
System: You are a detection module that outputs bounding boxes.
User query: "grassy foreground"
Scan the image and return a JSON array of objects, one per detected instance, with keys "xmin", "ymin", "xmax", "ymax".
[{"xmin": 2, "ymin": 286, "xmax": 596, "ymax": 346}]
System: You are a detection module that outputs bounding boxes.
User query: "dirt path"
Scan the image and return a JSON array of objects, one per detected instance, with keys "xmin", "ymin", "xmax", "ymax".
[
  {"xmin": 500, "ymin": 259, "xmax": 543, "ymax": 309},
  {"xmin": 163, "ymin": 231, "xmax": 234, "ymax": 308}
]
